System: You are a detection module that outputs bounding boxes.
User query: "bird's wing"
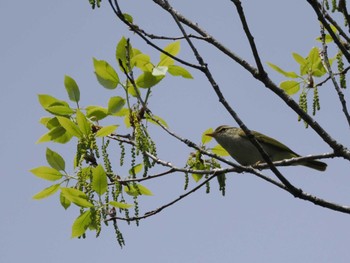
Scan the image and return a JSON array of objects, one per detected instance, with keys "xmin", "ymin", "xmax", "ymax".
[{"xmin": 238, "ymin": 129, "xmax": 298, "ymax": 155}]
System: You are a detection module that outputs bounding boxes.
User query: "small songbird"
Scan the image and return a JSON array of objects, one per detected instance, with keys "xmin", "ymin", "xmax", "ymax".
[{"xmin": 206, "ymin": 125, "xmax": 327, "ymax": 171}]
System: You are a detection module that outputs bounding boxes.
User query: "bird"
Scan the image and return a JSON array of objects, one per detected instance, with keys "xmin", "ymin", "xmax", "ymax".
[{"xmin": 206, "ymin": 125, "xmax": 327, "ymax": 171}]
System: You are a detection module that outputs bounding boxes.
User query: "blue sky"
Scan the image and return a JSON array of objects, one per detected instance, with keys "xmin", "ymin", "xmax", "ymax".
[{"xmin": 2, "ymin": 1, "xmax": 350, "ymax": 262}]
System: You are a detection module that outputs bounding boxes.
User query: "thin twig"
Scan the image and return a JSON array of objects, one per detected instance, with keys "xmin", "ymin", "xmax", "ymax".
[
  {"xmin": 231, "ymin": 0, "xmax": 266, "ymax": 77},
  {"xmin": 315, "ymin": 66, "xmax": 350, "ymax": 87},
  {"xmin": 306, "ymin": 0, "xmax": 350, "ymax": 63},
  {"xmin": 319, "ymin": 15, "xmax": 350, "ymax": 127},
  {"xmin": 108, "ymin": 0, "xmax": 202, "ymax": 70}
]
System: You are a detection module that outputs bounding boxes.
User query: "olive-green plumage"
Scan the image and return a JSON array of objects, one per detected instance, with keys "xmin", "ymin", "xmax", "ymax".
[{"xmin": 206, "ymin": 125, "xmax": 327, "ymax": 171}]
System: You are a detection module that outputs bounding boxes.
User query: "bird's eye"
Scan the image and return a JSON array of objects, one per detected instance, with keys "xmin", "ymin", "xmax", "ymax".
[{"xmin": 217, "ymin": 126, "xmax": 228, "ymax": 133}]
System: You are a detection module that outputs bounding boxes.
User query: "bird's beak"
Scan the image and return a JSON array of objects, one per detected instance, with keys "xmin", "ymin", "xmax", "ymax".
[{"xmin": 205, "ymin": 132, "xmax": 214, "ymax": 137}]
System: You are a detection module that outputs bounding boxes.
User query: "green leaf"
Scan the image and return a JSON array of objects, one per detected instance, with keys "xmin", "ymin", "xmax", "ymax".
[
  {"xmin": 124, "ymin": 183, "xmax": 153, "ymax": 196},
  {"xmin": 116, "ymin": 36, "xmax": 133, "ymax": 72},
  {"xmin": 127, "ymin": 84, "xmax": 139, "ymax": 97},
  {"xmin": 38, "ymin": 94, "xmax": 69, "ymax": 109},
  {"xmin": 159, "ymin": 41, "xmax": 180, "ymax": 66},
  {"xmin": 136, "ymin": 72, "xmax": 164, "ymax": 88},
  {"xmin": 114, "ymin": 107, "xmax": 129, "ymax": 117},
  {"xmin": 266, "ymin": 62, "xmax": 299, "ymax": 78},
  {"xmin": 123, "ymin": 13, "xmax": 133, "ymax": 23},
  {"xmin": 202, "ymin": 128, "xmax": 213, "ymax": 144},
  {"xmin": 312, "ymin": 68, "xmax": 326, "ymax": 77},
  {"xmin": 40, "ymin": 117, "xmax": 60, "ymax": 129},
  {"xmin": 109, "ymin": 201, "xmax": 133, "ymax": 209},
  {"xmin": 192, "ymin": 173, "xmax": 203, "ymax": 182},
  {"xmin": 129, "ymin": 163, "xmax": 143, "ymax": 176},
  {"xmin": 60, "ymin": 191, "xmax": 71, "ymax": 210},
  {"xmin": 36, "ymin": 126, "xmax": 72, "ymax": 144},
  {"xmin": 46, "ymin": 105, "xmax": 75, "ymax": 116},
  {"xmin": 131, "ymin": 53, "xmax": 153, "ymax": 72},
  {"xmin": 61, "ymin": 188, "xmax": 94, "ymax": 208},
  {"xmin": 71, "ymin": 210, "xmax": 92, "ymax": 238},
  {"xmin": 292, "ymin": 52, "xmax": 307, "ymax": 67},
  {"xmin": 86, "ymin": 105, "xmax": 108, "ymax": 121},
  {"xmin": 32, "ymin": 184, "xmax": 60, "ymax": 200},
  {"xmin": 92, "ymin": 165, "xmax": 107, "ymax": 196},
  {"xmin": 124, "ymin": 113, "xmax": 131, "ymax": 128},
  {"xmin": 316, "ymin": 34, "xmax": 334, "ymax": 43},
  {"xmin": 308, "ymin": 47, "xmax": 320, "ymax": 66},
  {"xmin": 152, "ymin": 66, "xmax": 168, "ymax": 76},
  {"xmin": 212, "ymin": 144, "xmax": 230, "ymax": 157},
  {"xmin": 76, "ymin": 110, "xmax": 91, "ymax": 136},
  {"xmin": 280, "ymin": 80, "xmax": 300, "ymax": 95},
  {"xmin": 108, "ymin": 96, "xmax": 126, "ymax": 114},
  {"xmin": 145, "ymin": 114, "xmax": 168, "ymax": 127},
  {"xmin": 57, "ymin": 117, "xmax": 83, "ymax": 138},
  {"xmin": 168, "ymin": 65, "xmax": 193, "ymax": 79},
  {"xmin": 95, "ymin": 125, "xmax": 118, "ymax": 137},
  {"xmin": 46, "ymin": 148, "xmax": 65, "ymax": 171},
  {"xmin": 30, "ymin": 166, "xmax": 63, "ymax": 181},
  {"xmin": 39, "ymin": 117, "xmax": 52, "ymax": 127},
  {"xmin": 93, "ymin": 58, "xmax": 119, "ymax": 89},
  {"xmin": 64, "ymin": 75, "xmax": 80, "ymax": 103}
]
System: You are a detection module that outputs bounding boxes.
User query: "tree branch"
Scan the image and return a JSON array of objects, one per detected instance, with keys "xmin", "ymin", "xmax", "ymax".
[
  {"xmin": 231, "ymin": 0, "xmax": 267, "ymax": 77},
  {"xmin": 306, "ymin": 0, "xmax": 350, "ymax": 63},
  {"xmin": 319, "ymin": 23, "xmax": 350, "ymax": 127}
]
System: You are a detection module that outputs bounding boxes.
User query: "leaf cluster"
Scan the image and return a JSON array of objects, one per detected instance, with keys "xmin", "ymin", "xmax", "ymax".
[{"xmin": 32, "ymin": 37, "xmax": 193, "ymax": 246}]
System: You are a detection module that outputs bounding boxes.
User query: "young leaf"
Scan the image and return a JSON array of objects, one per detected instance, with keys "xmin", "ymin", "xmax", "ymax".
[
  {"xmin": 95, "ymin": 125, "xmax": 118, "ymax": 137},
  {"xmin": 86, "ymin": 106, "xmax": 108, "ymax": 121},
  {"xmin": 168, "ymin": 65, "xmax": 193, "ymax": 79},
  {"xmin": 129, "ymin": 163, "xmax": 143, "ymax": 176},
  {"xmin": 292, "ymin": 52, "xmax": 307, "ymax": 66},
  {"xmin": 114, "ymin": 107, "xmax": 129, "ymax": 117},
  {"xmin": 116, "ymin": 36, "xmax": 133, "ymax": 72},
  {"xmin": 159, "ymin": 41, "xmax": 180, "ymax": 66},
  {"xmin": 127, "ymin": 84, "xmax": 140, "ymax": 97},
  {"xmin": 122, "ymin": 13, "xmax": 133, "ymax": 23},
  {"xmin": 60, "ymin": 191, "xmax": 71, "ymax": 210},
  {"xmin": 131, "ymin": 53, "xmax": 152, "ymax": 72},
  {"xmin": 57, "ymin": 117, "xmax": 83, "ymax": 138},
  {"xmin": 308, "ymin": 47, "xmax": 320, "ymax": 66},
  {"xmin": 108, "ymin": 96, "xmax": 126, "ymax": 114},
  {"xmin": 38, "ymin": 94, "xmax": 69, "ymax": 109},
  {"xmin": 61, "ymin": 188, "xmax": 94, "ymax": 208},
  {"xmin": 124, "ymin": 183, "xmax": 153, "ymax": 196},
  {"xmin": 266, "ymin": 62, "xmax": 299, "ymax": 78},
  {"xmin": 279, "ymin": 80, "xmax": 300, "ymax": 95},
  {"xmin": 46, "ymin": 105, "xmax": 75, "ymax": 116},
  {"xmin": 202, "ymin": 128, "xmax": 213, "ymax": 144},
  {"xmin": 76, "ymin": 110, "xmax": 91, "ymax": 136},
  {"xmin": 192, "ymin": 173, "xmax": 204, "ymax": 182},
  {"xmin": 40, "ymin": 117, "xmax": 59, "ymax": 129},
  {"xmin": 316, "ymin": 34, "xmax": 334, "ymax": 43},
  {"xmin": 36, "ymin": 126, "xmax": 72, "ymax": 144},
  {"xmin": 152, "ymin": 66, "xmax": 168, "ymax": 76},
  {"xmin": 30, "ymin": 166, "xmax": 63, "ymax": 181},
  {"xmin": 212, "ymin": 144, "xmax": 230, "ymax": 157},
  {"xmin": 93, "ymin": 58, "xmax": 119, "ymax": 89},
  {"xmin": 32, "ymin": 184, "xmax": 60, "ymax": 200},
  {"xmin": 145, "ymin": 114, "xmax": 168, "ymax": 127},
  {"xmin": 64, "ymin": 75, "xmax": 80, "ymax": 103},
  {"xmin": 71, "ymin": 210, "xmax": 92, "ymax": 238},
  {"xmin": 92, "ymin": 165, "xmax": 107, "ymax": 196},
  {"xmin": 39, "ymin": 117, "xmax": 52, "ymax": 127},
  {"xmin": 46, "ymin": 148, "xmax": 65, "ymax": 171},
  {"xmin": 109, "ymin": 201, "xmax": 133, "ymax": 209},
  {"xmin": 136, "ymin": 72, "xmax": 164, "ymax": 88}
]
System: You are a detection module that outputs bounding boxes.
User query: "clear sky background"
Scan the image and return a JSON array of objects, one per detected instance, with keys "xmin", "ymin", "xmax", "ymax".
[{"xmin": 2, "ymin": 1, "xmax": 350, "ymax": 262}]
